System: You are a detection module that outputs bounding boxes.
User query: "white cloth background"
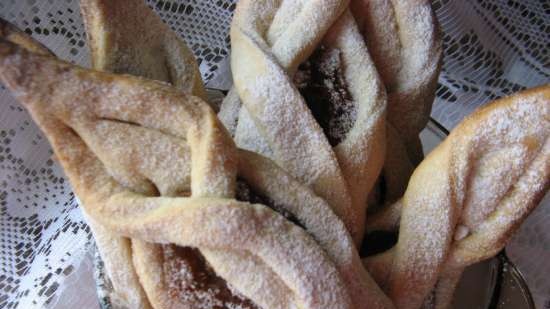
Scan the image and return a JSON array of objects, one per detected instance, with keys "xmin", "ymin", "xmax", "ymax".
[{"xmin": 0, "ymin": 0, "xmax": 548, "ymax": 308}]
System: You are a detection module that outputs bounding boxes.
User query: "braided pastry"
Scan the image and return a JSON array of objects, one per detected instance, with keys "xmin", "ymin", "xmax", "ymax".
[
  {"xmin": 82, "ymin": 0, "xmax": 392, "ymax": 308},
  {"xmin": 363, "ymin": 85, "xmax": 550, "ymax": 309},
  {"xmin": 0, "ymin": 34, "xmax": 396, "ymax": 308},
  {"xmin": 350, "ymin": 0, "xmax": 442, "ymax": 216},
  {"xmin": 1, "ymin": 16, "xmax": 153, "ymax": 309},
  {"xmin": 352, "ymin": 0, "xmax": 441, "ymax": 164},
  {"xmin": 83, "ymin": 0, "xmax": 392, "ymax": 308},
  {"xmin": 220, "ymin": 0, "xmax": 387, "ymax": 246},
  {"xmin": 80, "ymin": 1, "xmax": 209, "ymax": 306},
  {"xmin": 3, "ymin": 5, "xmax": 546, "ymax": 309}
]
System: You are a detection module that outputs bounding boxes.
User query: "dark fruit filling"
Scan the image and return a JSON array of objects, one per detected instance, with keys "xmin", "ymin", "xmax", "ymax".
[
  {"xmin": 294, "ymin": 46, "xmax": 356, "ymax": 146},
  {"xmin": 236, "ymin": 177, "xmax": 304, "ymax": 229},
  {"xmin": 360, "ymin": 230, "xmax": 398, "ymax": 257},
  {"xmin": 163, "ymin": 245, "xmax": 258, "ymax": 308}
]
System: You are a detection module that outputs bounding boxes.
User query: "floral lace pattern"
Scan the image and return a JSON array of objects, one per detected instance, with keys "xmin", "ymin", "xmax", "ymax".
[{"xmin": 0, "ymin": 0, "xmax": 548, "ymax": 308}]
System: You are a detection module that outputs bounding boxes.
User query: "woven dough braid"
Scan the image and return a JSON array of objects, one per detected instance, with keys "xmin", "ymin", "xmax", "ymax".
[{"xmin": 364, "ymin": 86, "xmax": 550, "ymax": 309}]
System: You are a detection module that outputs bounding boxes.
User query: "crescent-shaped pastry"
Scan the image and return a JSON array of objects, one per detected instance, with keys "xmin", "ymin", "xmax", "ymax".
[
  {"xmin": 363, "ymin": 85, "xmax": 550, "ymax": 309},
  {"xmin": 221, "ymin": 0, "xmax": 387, "ymax": 247},
  {"xmin": 0, "ymin": 36, "xmax": 395, "ymax": 309}
]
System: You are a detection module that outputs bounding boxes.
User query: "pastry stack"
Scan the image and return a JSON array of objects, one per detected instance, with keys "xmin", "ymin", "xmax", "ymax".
[{"xmin": 0, "ymin": 0, "xmax": 548, "ymax": 309}]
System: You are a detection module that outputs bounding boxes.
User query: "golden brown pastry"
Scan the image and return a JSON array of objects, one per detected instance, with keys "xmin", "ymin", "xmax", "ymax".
[
  {"xmin": 79, "ymin": 2, "xmax": 390, "ymax": 308},
  {"xmin": 352, "ymin": 0, "xmax": 441, "ymax": 162},
  {"xmin": 353, "ymin": 0, "xmax": 442, "ymax": 214},
  {"xmin": 0, "ymin": 32, "xmax": 396, "ymax": 308},
  {"xmin": 220, "ymin": 0, "xmax": 387, "ymax": 248},
  {"xmin": 80, "ymin": 0, "xmax": 205, "ymax": 98},
  {"xmin": 2, "ymin": 14, "xmax": 150, "ymax": 309},
  {"xmin": 0, "ymin": 19, "xmax": 53, "ymax": 56},
  {"xmin": 363, "ymin": 85, "xmax": 550, "ymax": 309},
  {"xmin": 80, "ymin": 1, "xmax": 210, "ymax": 306},
  {"xmin": 2, "ymin": 6, "xmax": 548, "ymax": 308}
]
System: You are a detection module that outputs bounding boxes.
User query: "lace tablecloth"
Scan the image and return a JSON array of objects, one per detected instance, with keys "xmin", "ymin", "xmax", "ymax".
[{"xmin": 0, "ymin": 0, "xmax": 548, "ymax": 308}]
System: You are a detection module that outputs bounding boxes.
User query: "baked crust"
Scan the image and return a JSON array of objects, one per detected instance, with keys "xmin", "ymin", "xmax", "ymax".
[
  {"xmin": 363, "ymin": 85, "xmax": 550, "ymax": 309},
  {"xmin": 79, "ymin": 2, "xmax": 375, "ymax": 307},
  {"xmin": 352, "ymin": 0, "xmax": 442, "ymax": 163},
  {"xmin": 80, "ymin": 1, "xmax": 210, "ymax": 307},
  {"xmin": 1, "ymin": 4, "xmax": 547, "ymax": 308},
  {"xmin": 0, "ymin": 36, "xmax": 392, "ymax": 309},
  {"xmin": 0, "ymin": 19, "xmax": 53, "ymax": 55},
  {"xmin": 80, "ymin": 0, "xmax": 205, "ymax": 99},
  {"xmin": 352, "ymin": 0, "xmax": 443, "ymax": 217},
  {"xmin": 221, "ymin": 0, "xmax": 388, "ymax": 249}
]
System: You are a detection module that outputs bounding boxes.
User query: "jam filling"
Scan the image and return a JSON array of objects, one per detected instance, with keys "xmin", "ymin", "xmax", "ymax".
[
  {"xmin": 162, "ymin": 245, "xmax": 258, "ymax": 308},
  {"xmin": 360, "ymin": 230, "xmax": 398, "ymax": 258},
  {"xmin": 160, "ymin": 178, "xmax": 306, "ymax": 308},
  {"xmin": 294, "ymin": 46, "xmax": 356, "ymax": 146},
  {"xmin": 235, "ymin": 177, "xmax": 304, "ymax": 229},
  {"xmin": 367, "ymin": 174, "xmax": 388, "ymax": 214}
]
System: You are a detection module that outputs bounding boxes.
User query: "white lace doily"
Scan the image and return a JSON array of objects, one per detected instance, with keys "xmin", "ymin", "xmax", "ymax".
[{"xmin": 0, "ymin": 1, "xmax": 548, "ymax": 308}]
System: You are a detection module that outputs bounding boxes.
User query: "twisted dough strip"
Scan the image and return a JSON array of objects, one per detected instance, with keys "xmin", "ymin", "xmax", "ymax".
[
  {"xmin": 352, "ymin": 0, "xmax": 441, "ymax": 162},
  {"xmin": 80, "ymin": 0, "xmax": 205, "ymax": 98},
  {"xmin": 224, "ymin": 0, "xmax": 387, "ymax": 246},
  {"xmin": 79, "ymin": 3, "xmax": 389, "ymax": 308},
  {"xmin": 0, "ymin": 19, "xmax": 52, "ymax": 55},
  {"xmin": 235, "ymin": 151, "xmax": 394, "ymax": 309},
  {"xmin": 0, "ymin": 17, "xmax": 151, "ymax": 309},
  {"xmin": 353, "ymin": 0, "xmax": 442, "ymax": 217},
  {"xmin": 363, "ymin": 86, "xmax": 550, "ymax": 309},
  {"xmin": 80, "ymin": 1, "xmax": 223, "ymax": 306},
  {"xmin": 219, "ymin": 0, "xmax": 351, "ymax": 131},
  {"xmin": 350, "ymin": 0, "xmax": 441, "ymax": 221},
  {"xmin": 0, "ymin": 39, "xmax": 392, "ymax": 309}
]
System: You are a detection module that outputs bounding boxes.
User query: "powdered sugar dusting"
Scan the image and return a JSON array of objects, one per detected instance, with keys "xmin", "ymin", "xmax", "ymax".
[
  {"xmin": 242, "ymin": 58, "xmax": 333, "ymax": 184},
  {"xmin": 376, "ymin": 89, "xmax": 549, "ymax": 309},
  {"xmin": 234, "ymin": 107, "xmax": 275, "ymax": 158},
  {"xmin": 234, "ymin": 45, "xmax": 356, "ymax": 235},
  {"xmin": 458, "ymin": 94, "xmax": 549, "ymax": 228},
  {"xmin": 162, "ymin": 245, "xmax": 257, "ymax": 309}
]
